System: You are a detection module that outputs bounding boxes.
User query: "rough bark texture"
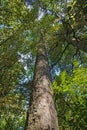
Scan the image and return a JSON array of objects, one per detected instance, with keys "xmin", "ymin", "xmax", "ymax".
[{"xmin": 26, "ymin": 40, "xmax": 59, "ymax": 130}]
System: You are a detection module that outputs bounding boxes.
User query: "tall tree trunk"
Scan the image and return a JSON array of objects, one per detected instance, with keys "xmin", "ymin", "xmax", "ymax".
[{"xmin": 26, "ymin": 36, "xmax": 59, "ymax": 130}]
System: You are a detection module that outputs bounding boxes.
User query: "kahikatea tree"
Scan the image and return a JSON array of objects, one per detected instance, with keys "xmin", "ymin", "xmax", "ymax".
[
  {"xmin": 0, "ymin": 0, "xmax": 87, "ymax": 130},
  {"xmin": 25, "ymin": 31, "xmax": 59, "ymax": 130}
]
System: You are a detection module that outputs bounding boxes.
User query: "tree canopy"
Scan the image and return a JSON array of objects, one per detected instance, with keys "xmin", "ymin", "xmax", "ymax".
[{"xmin": 0, "ymin": 0, "xmax": 87, "ymax": 129}]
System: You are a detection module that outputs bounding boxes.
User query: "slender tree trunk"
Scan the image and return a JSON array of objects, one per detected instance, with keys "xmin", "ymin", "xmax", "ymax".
[{"xmin": 26, "ymin": 36, "xmax": 59, "ymax": 130}]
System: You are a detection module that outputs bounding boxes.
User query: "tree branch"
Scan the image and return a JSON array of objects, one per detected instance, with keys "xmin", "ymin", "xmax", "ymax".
[{"xmin": 51, "ymin": 43, "xmax": 70, "ymax": 68}]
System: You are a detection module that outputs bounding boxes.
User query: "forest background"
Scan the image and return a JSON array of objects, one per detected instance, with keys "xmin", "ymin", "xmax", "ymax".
[{"xmin": 0, "ymin": 0, "xmax": 87, "ymax": 129}]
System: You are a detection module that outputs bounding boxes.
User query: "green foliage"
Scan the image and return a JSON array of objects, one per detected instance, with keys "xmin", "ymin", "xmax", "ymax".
[
  {"xmin": 53, "ymin": 63, "xmax": 87, "ymax": 129},
  {"xmin": 0, "ymin": 112, "xmax": 26, "ymax": 130}
]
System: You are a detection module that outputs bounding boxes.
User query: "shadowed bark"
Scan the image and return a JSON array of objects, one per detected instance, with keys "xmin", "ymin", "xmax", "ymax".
[
  {"xmin": 71, "ymin": 39, "xmax": 87, "ymax": 53},
  {"xmin": 25, "ymin": 36, "xmax": 59, "ymax": 130}
]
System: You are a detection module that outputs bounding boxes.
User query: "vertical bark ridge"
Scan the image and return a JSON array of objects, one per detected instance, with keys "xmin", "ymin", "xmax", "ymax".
[{"xmin": 26, "ymin": 40, "xmax": 59, "ymax": 130}]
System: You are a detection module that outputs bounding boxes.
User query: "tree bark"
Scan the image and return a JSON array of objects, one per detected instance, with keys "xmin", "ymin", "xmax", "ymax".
[
  {"xmin": 65, "ymin": 37, "xmax": 87, "ymax": 53},
  {"xmin": 71, "ymin": 39, "xmax": 87, "ymax": 53},
  {"xmin": 26, "ymin": 36, "xmax": 59, "ymax": 130}
]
